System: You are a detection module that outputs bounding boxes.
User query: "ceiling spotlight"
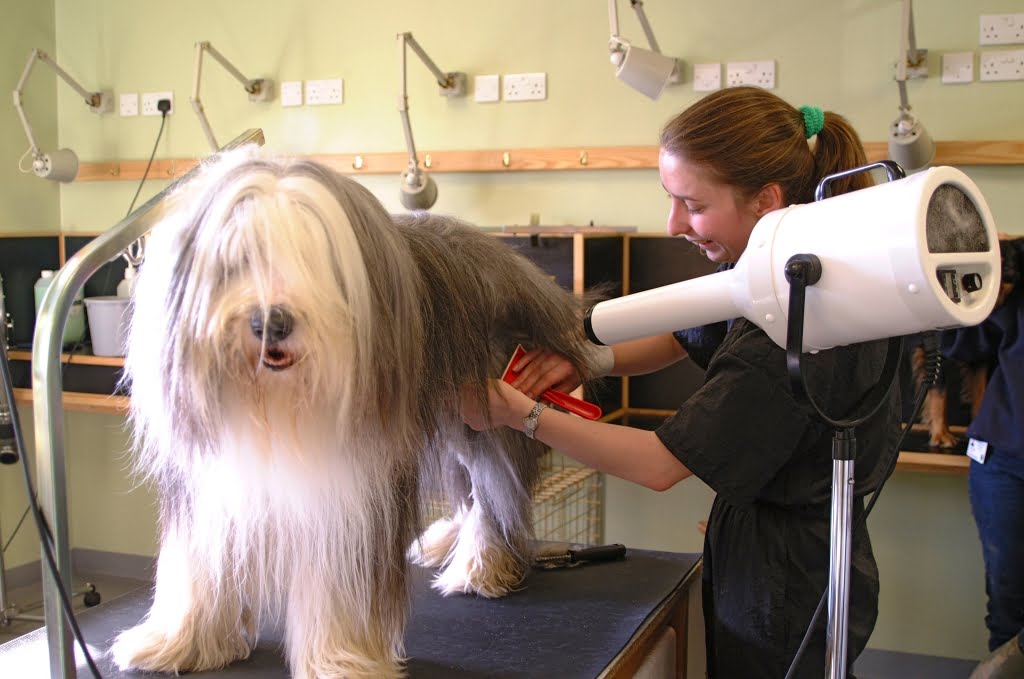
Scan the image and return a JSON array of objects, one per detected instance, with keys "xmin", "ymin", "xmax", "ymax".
[
  {"xmin": 888, "ymin": 0, "xmax": 935, "ymax": 172},
  {"xmin": 396, "ymin": 32, "xmax": 466, "ymax": 211},
  {"xmin": 12, "ymin": 48, "xmax": 112, "ymax": 182},
  {"xmin": 191, "ymin": 41, "xmax": 274, "ymax": 151},
  {"xmin": 607, "ymin": 0, "xmax": 681, "ymax": 100}
]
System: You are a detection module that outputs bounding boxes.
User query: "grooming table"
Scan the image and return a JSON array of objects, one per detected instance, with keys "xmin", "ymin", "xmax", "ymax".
[{"xmin": 1, "ymin": 549, "xmax": 701, "ymax": 678}]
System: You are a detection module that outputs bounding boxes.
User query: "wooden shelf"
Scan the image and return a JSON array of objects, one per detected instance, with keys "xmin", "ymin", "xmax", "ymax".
[
  {"xmin": 13, "ymin": 388, "xmax": 129, "ymax": 414},
  {"xmin": 74, "ymin": 140, "xmax": 1024, "ymax": 182},
  {"xmin": 7, "ymin": 349, "xmax": 124, "ymax": 367},
  {"xmin": 894, "ymin": 451, "xmax": 969, "ymax": 474},
  {"xmin": 607, "ymin": 408, "xmax": 969, "ymax": 475}
]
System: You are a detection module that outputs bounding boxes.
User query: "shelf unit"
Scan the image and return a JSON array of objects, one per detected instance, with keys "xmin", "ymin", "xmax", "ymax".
[{"xmin": 2, "ymin": 233, "xmax": 129, "ymax": 414}]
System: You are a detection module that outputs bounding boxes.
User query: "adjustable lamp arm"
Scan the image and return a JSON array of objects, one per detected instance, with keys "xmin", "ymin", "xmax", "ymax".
[
  {"xmin": 631, "ymin": 0, "xmax": 663, "ymax": 54},
  {"xmin": 607, "ymin": 0, "xmax": 664, "ymax": 52},
  {"xmin": 894, "ymin": 0, "xmax": 927, "ymax": 114},
  {"xmin": 12, "ymin": 48, "xmax": 107, "ymax": 157},
  {"xmin": 191, "ymin": 41, "xmax": 273, "ymax": 151},
  {"xmin": 608, "ymin": 0, "xmax": 622, "ymax": 46},
  {"xmin": 397, "ymin": 33, "xmax": 421, "ymax": 171},
  {"xmin": 606, "ymin": 0, "xmax": 679, "ymax": 86},
  {"xmin": 397, "ymin": 32, "xmax": 465, "ymax": 168}
]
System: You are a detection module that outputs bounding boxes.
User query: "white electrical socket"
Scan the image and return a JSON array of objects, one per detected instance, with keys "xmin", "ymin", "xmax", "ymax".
[
  {"xmin": 693, "ymin": 63, "xmax": 722, "ymax": 92},
  {"xmin": 306, "ymin": 79, "xmax": 343, "ymax": 105},
  {"xmin": 119, "ymin": 92, "xmax": 138, "ymax": 117},
  {"xmin": 503, "ymin": 73, "xmax": 546, "ymax": 101},
  {"xmin": 141, "ymin": 91, "xmax": 173, "ymax": 116},
  {"xmin": 280, "ymin": 80, "xmax": 303, "ymax": 107},
  {"xmin": 979, "ymin": 49, "xmax": 1024, "ymax": 81},
  {"xmin": 474, "ymin": 74, "xmax": 500, "ymax": 103},
  {"xmin": 725, "ymin": 60, "xmax": 775, "ymax": 89},
  {"xmin": 980, "ymin": 14, "xmax": 1024, "ymax": 46},
  {"xmin": 941, "ymin": 52, "xmax": 974, "ymax": 84}
]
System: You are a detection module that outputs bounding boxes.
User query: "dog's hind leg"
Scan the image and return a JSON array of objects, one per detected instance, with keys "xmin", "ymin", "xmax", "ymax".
[
  {"xmin": 110, "ymin": 521, "xmax": 254, "ymax": 673},
  {"xmin": 409, "ymin": 502, "xmax": 469, "ymax": 568},
  {"xmin": 409, "ymin": 458, "xmax": 472, "ymax": 568},
  {"xmin": 433, "ymin": 430, "xmax": 542, "ymax": 598}
]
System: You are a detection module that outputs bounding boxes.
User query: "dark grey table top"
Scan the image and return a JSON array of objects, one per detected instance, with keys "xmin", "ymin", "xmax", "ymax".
[{"xmin": 1, "ymin": 549, "xmax": 701, "ymax": 679}]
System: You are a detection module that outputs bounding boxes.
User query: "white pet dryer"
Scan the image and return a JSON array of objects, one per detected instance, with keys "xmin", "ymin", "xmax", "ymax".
[{"xmin": 585, "ymin": 164, "xmax": 1000, "ymax": 351}]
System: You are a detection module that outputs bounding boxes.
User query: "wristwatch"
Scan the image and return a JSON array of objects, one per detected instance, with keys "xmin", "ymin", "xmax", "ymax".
[{"xmin": 523, "ymin": 402, "xmax": 548, "ymax": 440}]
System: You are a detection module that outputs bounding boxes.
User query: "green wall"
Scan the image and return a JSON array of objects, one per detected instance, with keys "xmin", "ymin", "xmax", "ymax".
[
  {"xmin": 2, "ymin": 0, "xmax": 1022, "ymax": 662},
  {"xmin": 0, "ymin": 0, "xmax": 59, "ymax": 580}
]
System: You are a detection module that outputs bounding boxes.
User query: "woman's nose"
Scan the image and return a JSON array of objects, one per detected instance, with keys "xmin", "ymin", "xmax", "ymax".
[{"xmin": 666, "ymin": 200, "xmax": 690, "ymax": 237}]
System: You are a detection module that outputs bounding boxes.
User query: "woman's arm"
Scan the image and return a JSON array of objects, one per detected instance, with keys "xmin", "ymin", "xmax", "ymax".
[
  {"xmin": 463, "ymin": 379, "xmax": 692, "ymax": 492},
  {"xmin": 608, "ymin": 333, "xmax": 688, "ymax": 376}
]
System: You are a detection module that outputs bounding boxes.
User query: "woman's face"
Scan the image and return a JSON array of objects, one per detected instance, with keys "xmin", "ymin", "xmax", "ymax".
[{"xmin": 658, "ymin": 148, "xmax": 767, "ymax": 264}]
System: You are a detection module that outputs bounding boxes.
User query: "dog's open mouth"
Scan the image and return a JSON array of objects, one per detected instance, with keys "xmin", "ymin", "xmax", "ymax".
[{"xmin": 261, "ymin": 347, "xmax": 295, "ymax": 371}]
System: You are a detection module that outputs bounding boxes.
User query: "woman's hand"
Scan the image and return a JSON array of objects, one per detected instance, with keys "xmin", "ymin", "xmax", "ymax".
[
  {"xmin": 508, "ymin": 348, "xmax": 582, "ymax": 399},
  {"xmin": 461, "ymin": 379, "xmax": 534, "ymax": 432}
]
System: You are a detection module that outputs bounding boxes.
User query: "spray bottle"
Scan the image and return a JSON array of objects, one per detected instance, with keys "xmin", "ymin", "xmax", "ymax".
[{"xmin": 116, "ymin": 261, "xmax": 136, "ymax": 298}]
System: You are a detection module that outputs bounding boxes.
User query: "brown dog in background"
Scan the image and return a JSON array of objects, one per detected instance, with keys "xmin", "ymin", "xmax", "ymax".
[{"xmin": 913, "ymin": 235, "xmax": 1020, "ymax": 449}]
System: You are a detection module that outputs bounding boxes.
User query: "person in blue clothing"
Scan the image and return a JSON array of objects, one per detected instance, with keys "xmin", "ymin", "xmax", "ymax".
[
  {"xmin": 943, "ymin": 236, "xmax": 1024, "ymax": 679},
  {"xmin": 461, "ymin": 86, "xmax": 901, "ymax": 679}
]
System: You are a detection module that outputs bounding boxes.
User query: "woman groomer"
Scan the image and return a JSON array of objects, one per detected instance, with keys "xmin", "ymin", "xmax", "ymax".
[{"xmin": 461, "ymin": 86, "xmax": 901, "ymax": 678}]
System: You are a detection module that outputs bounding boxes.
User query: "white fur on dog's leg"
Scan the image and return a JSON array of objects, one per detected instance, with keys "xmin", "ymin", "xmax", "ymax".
[
  {"xmin": 110, "ymin": 529, "xmax": 253, "ymax": 673},
  {"xmin": 285, "ymin": 579, "xmax": 405, "ymax": 679},
  {"xmin": 408, "ymin": 505, "xmax": 467, "ymax": 567},
  {"xmin": 433, "ymin": 506, "xmax": 524, "ymax": 599}
]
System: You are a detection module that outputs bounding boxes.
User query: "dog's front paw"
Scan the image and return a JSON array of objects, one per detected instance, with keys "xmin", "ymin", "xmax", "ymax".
[
  {"xmin": 291, "ymin": 653, "xmax": 405, "ymax": 679},
  {"xmin": 408, "ymin": 516, "xmax": 461, "ymax": 567},
  {"xmin": 110, "ymin": 620, "xmax": 252, "ymax": 673}
]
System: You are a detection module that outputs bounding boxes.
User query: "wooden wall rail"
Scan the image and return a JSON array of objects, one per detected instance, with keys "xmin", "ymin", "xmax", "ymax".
[{"xmin": 75, "ymin": 140, "xmax": 1024, "ymax": 182}]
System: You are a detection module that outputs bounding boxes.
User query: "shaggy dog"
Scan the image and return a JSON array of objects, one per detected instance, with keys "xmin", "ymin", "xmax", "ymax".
[{"xmin": 109, "ymin": 148, "xmax": 597, "ymax": 678}]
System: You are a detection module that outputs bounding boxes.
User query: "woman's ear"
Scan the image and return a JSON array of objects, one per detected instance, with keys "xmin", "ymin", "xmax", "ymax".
[{"xmin": 752, "ymin": 183, "xmax": 785, "ymax": 217}]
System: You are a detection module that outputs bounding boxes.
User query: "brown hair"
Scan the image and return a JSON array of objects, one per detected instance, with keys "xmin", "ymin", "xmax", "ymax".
[{"xmin": 659, "ymin": 86, "xmax": 871, "ymax": 204}]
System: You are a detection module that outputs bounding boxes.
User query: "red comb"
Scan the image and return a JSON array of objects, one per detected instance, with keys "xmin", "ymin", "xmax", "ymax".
[{"xmin": 501, "ymin": 345, "xmax": 602, "ymax": 420}]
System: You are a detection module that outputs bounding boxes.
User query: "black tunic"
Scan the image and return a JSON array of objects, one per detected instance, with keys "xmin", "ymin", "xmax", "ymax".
[{"xmin": 657, "ymin": 317, "xmax": 901, "ymax": 678}]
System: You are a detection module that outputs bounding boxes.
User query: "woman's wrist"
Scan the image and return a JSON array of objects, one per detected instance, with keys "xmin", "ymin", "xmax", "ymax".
[{"xmin": 499, "ymin": 381, "xmax": 538, "ymax": 431}]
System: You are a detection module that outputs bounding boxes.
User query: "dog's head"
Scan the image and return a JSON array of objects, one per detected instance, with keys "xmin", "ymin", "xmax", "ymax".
[{"xmin": 125, "ymin": 148, "xmax": 426, "ymax": 460}]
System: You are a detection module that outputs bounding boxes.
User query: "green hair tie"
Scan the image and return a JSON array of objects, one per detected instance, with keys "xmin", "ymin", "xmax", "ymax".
[{"xmin": 800, "ymin": 105, "xmax": 824, "ymax": 139}]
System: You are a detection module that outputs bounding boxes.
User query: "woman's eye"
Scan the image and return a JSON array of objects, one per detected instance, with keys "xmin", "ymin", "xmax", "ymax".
[{"xmin": 687, "ymin": 205, "xmax": 704, "ymax": 215}]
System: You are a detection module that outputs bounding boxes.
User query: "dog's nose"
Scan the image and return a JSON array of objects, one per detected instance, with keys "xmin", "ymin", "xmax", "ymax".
[{"xmin": 250, "ymin": 305, "xmax": 294, "ymax": 343}]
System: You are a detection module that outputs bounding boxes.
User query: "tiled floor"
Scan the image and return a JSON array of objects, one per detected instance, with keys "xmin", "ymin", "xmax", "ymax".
[{"xmin": 0, "ymin": 573, "xmax": 148, "ymax": 647}]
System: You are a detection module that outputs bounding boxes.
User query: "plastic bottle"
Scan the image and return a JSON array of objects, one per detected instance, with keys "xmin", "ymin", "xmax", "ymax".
[
  {"xmin": 116, "ymin": 262, "xmax": 136, "ymax": 298},
  {"xmin": 34, "ymin": 270, "xmax": 86, "ymax": 346}
]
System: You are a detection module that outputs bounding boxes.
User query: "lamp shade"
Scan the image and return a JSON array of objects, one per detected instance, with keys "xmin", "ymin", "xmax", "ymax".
[
  {"xmin": 32, "ymin": 148, "xmax": 79, "ymax": 183},
  {"xmin": 586, "ymin": 166, "xmax": 1000, "ymax": 352},
  {"xmin": 888, "ymin": 115, "xmax": 935, "ymax": 172},
  {"xmin": 400, "ymin": 168, "xmax": 438, "ymax": 211},
  {"xmin": 614, "ymin": 43, "xmax": 677, "ymax": 100}
]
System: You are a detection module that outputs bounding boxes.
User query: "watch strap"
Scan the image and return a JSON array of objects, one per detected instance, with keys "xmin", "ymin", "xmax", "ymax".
[{"xmin": 523, "ymin": 401, "xmax": 548, "ymax": 439}]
